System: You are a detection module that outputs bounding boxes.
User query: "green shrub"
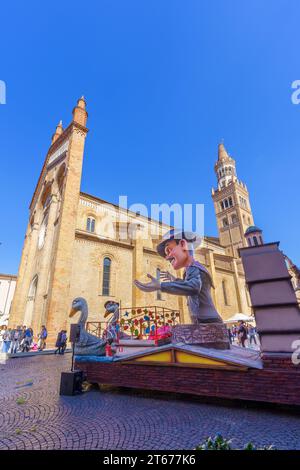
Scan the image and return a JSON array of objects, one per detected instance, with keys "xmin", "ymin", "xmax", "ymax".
[{"xmin": 195, "ymin": 434, "xmax": 275, "ymax": 450}]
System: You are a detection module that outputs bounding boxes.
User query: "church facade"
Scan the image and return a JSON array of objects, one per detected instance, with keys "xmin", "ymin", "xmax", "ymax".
[{"xmin": 9, "ymin": 98, "xmax": 254, "ymax": 343}]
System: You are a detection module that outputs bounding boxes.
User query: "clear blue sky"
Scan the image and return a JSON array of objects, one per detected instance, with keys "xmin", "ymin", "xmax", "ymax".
[{"xmin": 0, "ymin": 0, "xmax": 299, "ymax": 274}]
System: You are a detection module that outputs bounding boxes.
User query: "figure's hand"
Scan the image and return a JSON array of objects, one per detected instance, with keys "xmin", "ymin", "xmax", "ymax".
[
  {"xmin": 160, "ymin": 271, "xmax": 177, "ymax": 282},
  {"xmin": 134, "ymin": 274, "xmax": 161, "ymax": 292}
]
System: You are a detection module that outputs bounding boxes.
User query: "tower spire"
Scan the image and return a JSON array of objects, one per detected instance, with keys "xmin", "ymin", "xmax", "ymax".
[
  {"xmin": 51, "ymin": 120, "xmax": 64, "ymax": 144},
  {"xmin": 218, "ymin": 142, "xmax": 230, "ymax": 161},
  {"xmin": 72, "ymin": 96, "xmax": 88, "ymax": 127},
  {"xmin": 214, "ymin": 142, "xmax": 236, "ymax": 188},
  {"xmin": 212, "ymin": 143, "xmax": 255, "ymax": 257}
]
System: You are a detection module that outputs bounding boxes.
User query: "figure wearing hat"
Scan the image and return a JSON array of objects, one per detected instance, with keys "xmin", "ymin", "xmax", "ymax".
[{"xmin": 134, "ymin": 229, "xmax": 223, "ymax": 325}]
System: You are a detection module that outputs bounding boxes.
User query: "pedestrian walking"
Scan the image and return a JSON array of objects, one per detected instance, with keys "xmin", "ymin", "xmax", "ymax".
[
  {"xmin": 38, "ymin": 325, "xmax": 47, "ymax": 351},
  {"xmin": 55, "ymin": 330, "xmax": 67, "ymax": 355},
  {"xmin": 0, "ymin": 326, "xmax": 9, "ymax": 353},
  {"xmin": 248, "ymin": 325, "xmax": 257, "ymax": 346},
  {"xmin": 60, "ymin": 330, "xmax": 67, "ymax": 354},
  {"xmin": 54, "ymin": 330, "xmax": 62, "ymax": 355},
  {"xmin": 227, "ymin": 327, "xmax": 233, "ymax": 344},
  {"xmin": 21, "ymin": 327, "xmax": 33, "ymax": 352},
  {"xmin": 237, "ymin": 321, "xmax": 248, "ymax": 348},
  {"xmin": 9, "ymin": 326, "xmax": 21, "ymax": 354}
]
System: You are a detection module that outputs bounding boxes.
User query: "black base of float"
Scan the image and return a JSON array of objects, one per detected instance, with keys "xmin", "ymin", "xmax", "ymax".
[{"xmin": 59, "ymin": 370, "xmax": 84, "ymax": 396}]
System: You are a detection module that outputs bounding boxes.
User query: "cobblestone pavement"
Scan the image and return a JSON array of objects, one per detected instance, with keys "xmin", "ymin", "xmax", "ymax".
[{"xmin": 1, "ymin": 355, "xmax": 300, "ymax": 450}]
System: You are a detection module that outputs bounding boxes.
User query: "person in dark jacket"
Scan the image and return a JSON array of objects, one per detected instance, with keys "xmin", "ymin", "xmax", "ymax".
[
  {"xmin": 54, "ymin": 330, "xmax": 62, "ymax": 355},
  {"xmin": 55, "ymin": 330, "xmax": 68, "ymax": 355},
  {"xmin": 134, "ymin": 229, "xmax": 223, "ymax": 324},
  {"xmin": 60, "ymin": 330, "xmax": 67, "ymax": 354},
  {"xmin": 237, "ymin": 321, "xmax": 248, "ymax": 347}
]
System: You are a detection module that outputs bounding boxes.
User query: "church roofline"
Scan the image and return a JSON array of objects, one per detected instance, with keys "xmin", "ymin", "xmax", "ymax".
[
  {"xmin": 204, "ymin": 236, "xmax": 221, "ymax": 246},
  {"xmin": 0, "ymin": 273, "xmax": 17, "ymax": 280},
  {"xmin": 80, "ymin": 192, "xmax": 171, "ymax": 229}
]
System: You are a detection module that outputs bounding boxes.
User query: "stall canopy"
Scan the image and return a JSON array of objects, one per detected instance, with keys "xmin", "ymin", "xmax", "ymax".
[{"xmin": 225, "ymin": 313, "xmax": 255, "ymax": 324}]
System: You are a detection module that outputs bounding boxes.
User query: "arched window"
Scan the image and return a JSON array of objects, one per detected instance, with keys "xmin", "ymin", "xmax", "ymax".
[
  {"xmin": 222, "ymin": 280, "xmax": 229, "ymax": 306},
  {"xmin": 253, "ymin": 236, "xmax": 258, "ymax": 246},
  {"xmin": 156, "ymin": 268, "xmax": 162, "ymax": 300},
  {"xmin": 231, "ymin": 214, "xmax": 238, "ymax": 224},
  {"xmin": 38, "ymin": 211, "xmax": 49, "ymax": 250},
  {"xmin": 224, "ymin": 199, "xmax": 229, "ymax": 208},
  {"xmin": 28, "ymin": 275, "xmax": 38, "ymax": 301},
  {"xmin": 223, "ymin": 218, "xmax": 229, "ymax": 227},
  {"xmin": 41, "ymin": 183, "xmax": 52, "ymax": 209},
  {"xmin": 24, "ymin": 275, "xmax": 38, "ymax": 327},
  {"xmin": 87, "ymin": 217, "xmax": 96, "ymax": 233},
  {"xmin": 102, "ymin": 257, "xmax": 111, "ymax": 296},
  {"xmin": 57, "ymin": 163, "xmax": 66, "ymax": 192},
  {"xmin": 228, "ymin": 197, "xmax": 233, "ymax": 207},
  {"xmin": 220, "ymin": 201, "xmax": 224, "ymax": 211}
]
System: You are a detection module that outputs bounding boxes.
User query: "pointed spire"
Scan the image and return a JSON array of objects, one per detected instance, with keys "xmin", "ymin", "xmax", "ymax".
[
  {"xmin": 51, "ymin": 120, "xmax": 64, "ymax": 144},
  {"xmin": 218, "ymin": 142, "xmax": 230, "ymax": 161},
  {"xmin": 77, "ymin": 95, "xmax": 86, "ymax": 110},
  {"xmin": 72, "ymin": 96, "xmax": 88, "ymax": 127}
]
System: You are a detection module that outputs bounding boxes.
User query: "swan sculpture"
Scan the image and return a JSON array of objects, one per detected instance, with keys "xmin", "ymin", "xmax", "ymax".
[
  {"xmin": 69, "ymin": 297, "xmax": 107, "ymax": 356},
  {"xmin": 103, "ymin": 300, "xmax": 120, "ymax": 341}
]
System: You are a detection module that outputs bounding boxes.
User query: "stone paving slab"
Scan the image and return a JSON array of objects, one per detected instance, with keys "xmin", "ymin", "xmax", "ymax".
[{"xmin": 0, "ymin": 355, "xmax": 300, "ymax": 449}]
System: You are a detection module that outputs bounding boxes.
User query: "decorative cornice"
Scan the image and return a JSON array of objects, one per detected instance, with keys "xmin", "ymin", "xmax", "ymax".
[
  {"xmin": 75, "ymin": 229, "xmax": 134, "ymax": 250},
  {"xmin": 0, "ymin": 273, "xmax": 17, "ymax": 280}
]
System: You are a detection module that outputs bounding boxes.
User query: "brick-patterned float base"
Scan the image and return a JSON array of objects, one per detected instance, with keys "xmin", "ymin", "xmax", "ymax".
[
  {"xmin": 75, "ymin": 354, "xmax": 300, "ymax": 407},
  {"xmin": 172, "ymin": 323, "xmax": 230, "ymax": 350}
]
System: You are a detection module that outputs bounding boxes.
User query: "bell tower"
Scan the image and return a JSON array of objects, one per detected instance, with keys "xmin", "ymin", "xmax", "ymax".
[
  {"xmin": 211, "ymin": 143, "xmax": 254, "ymax": 258},
  {"xmin": 9, "ymin": 97, "xmax": 88, "ymax": 342}
]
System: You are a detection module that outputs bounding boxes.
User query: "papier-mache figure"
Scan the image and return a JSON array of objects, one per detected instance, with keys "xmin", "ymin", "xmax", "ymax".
[{"xmin": 134, "ymin": 229, "xmax": 224, "ymax": 325}]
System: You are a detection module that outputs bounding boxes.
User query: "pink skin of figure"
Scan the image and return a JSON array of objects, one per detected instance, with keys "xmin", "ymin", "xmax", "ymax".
[
  {"xmin": 164, "ymin": 239, "xmax": 194, "ymax": 270},
  {"xmin": 134, "ymin": 239, "xmax": 194, "ymax": 292}
]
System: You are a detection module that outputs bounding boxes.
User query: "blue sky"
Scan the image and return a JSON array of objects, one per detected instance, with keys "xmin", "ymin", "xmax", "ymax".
[{"xmin": 0, "ymin": 0, "xmax": 299, "ymax": 274}]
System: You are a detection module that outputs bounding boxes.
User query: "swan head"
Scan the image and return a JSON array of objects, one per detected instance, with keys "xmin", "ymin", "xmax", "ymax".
[
  {"xmin": 69, "ymin": 297, "xmax": 87, "ymax": 318},
  {"xmin": 104, "ymin": 300, "xmax": 119, "ymax": 318}
]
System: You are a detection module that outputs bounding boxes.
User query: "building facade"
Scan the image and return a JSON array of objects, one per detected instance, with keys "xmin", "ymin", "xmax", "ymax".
[
  {"xmin": 0, "ymin": 273, "xmax": 17, "ymax": 325},
  {"xmin": 9, "ymin": 98, "xmax": 253, "ymax": 343}
]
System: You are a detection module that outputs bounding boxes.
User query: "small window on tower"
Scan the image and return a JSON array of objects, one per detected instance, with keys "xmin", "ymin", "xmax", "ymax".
[
  {"xmin": 223, "ymin": 218, "xmax": 229, "ymax": 227},
  {"xmin": 228, "ymin": 197, "xmax": 233, "ymax": 207}
]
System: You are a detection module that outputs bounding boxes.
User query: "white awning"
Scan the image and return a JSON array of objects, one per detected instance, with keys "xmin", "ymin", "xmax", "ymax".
[{"xmin": 224, "ymin": 313, "xmax": 255, "ymax": 324}]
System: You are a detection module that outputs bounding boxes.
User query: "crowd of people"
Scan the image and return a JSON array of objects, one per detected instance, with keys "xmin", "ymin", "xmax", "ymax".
[
  {"xmin": 0, "ymin": 325, "xmax": 67, "ymax": 355},
  {"xmin": 227, "ymin": 321, "xmax": 259, "ymax": 348},
  {"xmin": 1, "ymin": 320, "xmax": 257, "ymax": 353}
]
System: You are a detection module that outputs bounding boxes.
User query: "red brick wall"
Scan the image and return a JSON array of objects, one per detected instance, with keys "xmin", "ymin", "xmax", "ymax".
[{"xmin": 76, "ymin": 355, "xmax": 300, "ymax": 406}]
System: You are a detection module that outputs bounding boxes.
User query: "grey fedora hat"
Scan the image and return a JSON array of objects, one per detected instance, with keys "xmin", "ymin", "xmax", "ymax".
[{"xmin": 156, "ymin": 229, "xmax": 202, "ymax": 258}]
